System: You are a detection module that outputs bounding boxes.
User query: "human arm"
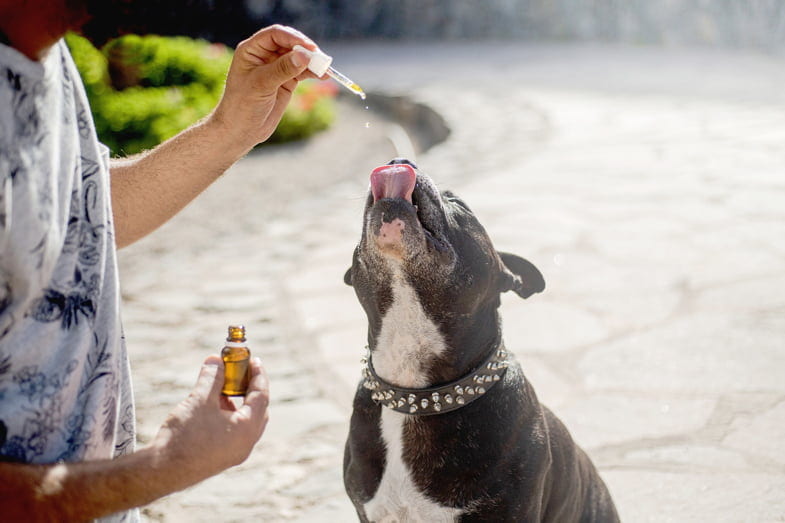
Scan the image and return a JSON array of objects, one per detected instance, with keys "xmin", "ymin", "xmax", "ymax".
[
  {"xmin": 0, "ymin": 355, "xmax": 269, "ymax": 522},
  {"xmin": 110, "ymin": 25, "xmax": 319, "ymax": 248}
]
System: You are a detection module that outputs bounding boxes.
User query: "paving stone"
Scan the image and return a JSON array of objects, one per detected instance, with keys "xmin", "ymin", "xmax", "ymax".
[
  {"xmin": 578, "ymin": 311, "xmax": 785, "ymax": 393},
  {"xmin": 723, "ymin": 400, "xmax": 785, "ymax": 467},
  {"xmin": 294, "ymin": 498, "xmax": 358, "ymax": 523},
  {"xmin": 501, "ymin": 297, "xmax": 610, "ymax": 353},
  {"xmin": 602, "ymin": 470, "xmax": 785, "ymax": 523},
  {"xmin": 694, "ymin": 275, "xmax": 785, "ymax": 315},
  {"xmin": 262, "ymin": 400, "xmax": 349, "ymax": 443},
  {"xmin": 313, "ymin": 327, "xmax": 367, "ymax": 407},
  {"xmin": 557, "ymin": 393, "xmax": 717, "ymax": 449},
  {"xmin": 623, "ymin": 444, "xmax": 749, "ymax": 471},
  {"xmin": 516, "ymin": 355, "xmax": 575, "ymax": 410}
]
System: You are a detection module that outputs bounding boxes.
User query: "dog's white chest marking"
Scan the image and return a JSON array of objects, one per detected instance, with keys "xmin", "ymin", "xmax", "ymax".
[
  {"xmin": 364, "ymin": 410, "xmax": 463, "ymax": 522},
  {"xmin": 372, "ymin": 273, "xmax": 446, "ymax": 388},
  {"xmin": 364, "ymin": 275, "xmax": 463, "ymax": 522}
]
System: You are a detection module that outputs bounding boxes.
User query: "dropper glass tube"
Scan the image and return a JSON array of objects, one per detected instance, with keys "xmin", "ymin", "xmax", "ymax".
[
  {"xmin": 325, "ymin": 67, "xmax": 366, "ymax": 99},
  {"xmin": 293, "ymin": 45, "xmax": 366, "ymax": 100}
]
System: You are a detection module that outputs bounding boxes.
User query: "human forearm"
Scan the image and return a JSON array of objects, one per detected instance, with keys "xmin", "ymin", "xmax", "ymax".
[
  {"xmin": 0, "ymin": 445, "xmax": 189, "ymax": 522},
  {"xmin": 109, "ymin": 25, "xmax": 316, "ymax": 248},
  {"xmin": 109, "ymin": 115, "xmax": 241, "ymax": 248}
]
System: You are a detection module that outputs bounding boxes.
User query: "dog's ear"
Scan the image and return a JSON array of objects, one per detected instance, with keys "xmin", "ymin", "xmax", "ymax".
[
  {"xmin": 344, "ymin": 267, "xmax": 353, "ymax": 287},
  {"xmin": 498, "ymin": 252, "xmax": 545, "ymax": 299}
]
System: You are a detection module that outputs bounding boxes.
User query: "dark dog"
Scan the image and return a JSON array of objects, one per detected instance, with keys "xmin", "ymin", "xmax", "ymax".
[{"xmin": 342, "ymin": 159, "xmax": 619, "ymax": 522}]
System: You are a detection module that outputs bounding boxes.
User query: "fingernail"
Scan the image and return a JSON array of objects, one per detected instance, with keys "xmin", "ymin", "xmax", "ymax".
[
  {"xmin": 291, "ymin": 49, "xmax": 308, "ymax": 68},
  {"xmin": 204, "ymin": 354, "xmax": 222, "ymax": 366}
]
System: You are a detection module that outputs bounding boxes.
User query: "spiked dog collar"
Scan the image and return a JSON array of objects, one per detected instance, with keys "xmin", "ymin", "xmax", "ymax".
[{"xmin": 361, "ymin": 345, "xmax": 510, "ymax": 416}]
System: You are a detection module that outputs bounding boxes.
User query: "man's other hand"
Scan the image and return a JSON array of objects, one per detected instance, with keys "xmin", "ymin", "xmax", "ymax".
[{"xmin": 152, "ymin": 355, "xmax": 270, "ymax": 486}]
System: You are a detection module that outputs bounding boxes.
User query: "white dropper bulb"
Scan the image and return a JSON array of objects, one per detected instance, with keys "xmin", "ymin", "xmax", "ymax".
[{"xmin": 292, "ymin": 44, "xmax": 333, "ymax": 77}]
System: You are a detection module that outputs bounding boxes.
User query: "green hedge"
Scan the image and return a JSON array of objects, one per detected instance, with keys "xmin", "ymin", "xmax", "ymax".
[{"xmin": 65, "ymin": 33, "xmax": 336, "ymax": 156}]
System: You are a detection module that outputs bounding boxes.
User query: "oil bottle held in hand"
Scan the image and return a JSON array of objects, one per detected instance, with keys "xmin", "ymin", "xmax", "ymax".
[{"xmin": 221, "ymin": 325, "xmax": 251, "ymax": 396}]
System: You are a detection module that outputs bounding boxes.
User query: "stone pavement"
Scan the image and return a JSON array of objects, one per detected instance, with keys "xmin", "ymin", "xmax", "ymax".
[{"xmin": 119, "ymin": 43, "xmax": 785, "ymax": 522}]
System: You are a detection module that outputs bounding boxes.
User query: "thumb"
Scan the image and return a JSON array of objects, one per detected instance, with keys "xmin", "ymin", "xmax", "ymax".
[{"xmin": 256, "ymin": 49, "xmax": 310, "ymax": 91}]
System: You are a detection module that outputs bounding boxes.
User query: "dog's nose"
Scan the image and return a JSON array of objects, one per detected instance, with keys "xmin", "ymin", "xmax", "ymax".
[{"xmin": 387, "ymin": 158, "xmax": 418, "ymax": 169}]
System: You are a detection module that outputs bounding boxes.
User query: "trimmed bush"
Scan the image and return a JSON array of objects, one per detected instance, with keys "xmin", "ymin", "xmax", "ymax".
[{"xmin": 65, "ymin": 33, "xmax": 336, "ymax": 156}]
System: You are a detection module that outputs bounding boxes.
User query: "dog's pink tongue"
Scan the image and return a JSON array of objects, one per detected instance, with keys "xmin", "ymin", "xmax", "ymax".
[{"xmin": 371, "ymin": 164, "xmax": 416, "ymax": 203}]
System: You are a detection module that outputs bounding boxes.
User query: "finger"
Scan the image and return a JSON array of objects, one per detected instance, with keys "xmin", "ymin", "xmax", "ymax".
[
  {"xmin": 280, "ymin": 78, "xmax": 299, "ymax": 95},
  {"xmin": 240, "ymin": 25, "xmax": 318, "ymax": 65},
  {"xmin": 253, "ymin": 87, "xmax": 295, "ymax": 142},
  {"xmin": 250, "ymin": 51, "xmax": 309, "ymax": 95},
  {"xmin": 295, "ymin": 71, "xmax": 319, "ymax": 82},
  {"xmin": 252, "ymin": 24, "xmax": 318, "ymax": 56},
  {"xmin": 192, "ymin": 354, "xmax": 224, "ymax": 401},
  {"xmin": 238, "ymin": 357, "xmax": 270, "ymax": 419}
]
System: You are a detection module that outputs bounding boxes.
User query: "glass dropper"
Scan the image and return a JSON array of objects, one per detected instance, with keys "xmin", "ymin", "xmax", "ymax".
[
  {"xmin": 324, "ymin": 66, "xmax": 366, "ymax": 99},
  {"xmin": 293, "ymin": 45, "xmax": 366, "ymax": 100}
]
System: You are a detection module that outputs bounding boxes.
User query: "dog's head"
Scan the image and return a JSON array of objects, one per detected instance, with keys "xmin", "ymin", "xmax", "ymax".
[{"xmin": 345, "ymin": 159, "xmax": 544, "ymax": 344}]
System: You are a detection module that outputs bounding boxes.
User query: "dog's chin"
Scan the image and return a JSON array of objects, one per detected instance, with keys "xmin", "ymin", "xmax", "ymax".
[
  {"xmin": 364, "ymin": 191, "xmax": 455, "ymax": 269},
  {"xmin": 373, "ymin": 241, "xmax": 407, "ymax": 260},
  {"xmin": 373, "ymin": 232, "xmax": 429, "ymax": 262},
  {"xmin": 368, "ymin": 223, "xmax": 455, "ymax": 271}
]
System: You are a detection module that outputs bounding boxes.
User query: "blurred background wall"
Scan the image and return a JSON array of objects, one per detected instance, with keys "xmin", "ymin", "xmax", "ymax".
[{"xmin": 142, "ymin": 0, "xmax": 785, "ymax": 50}]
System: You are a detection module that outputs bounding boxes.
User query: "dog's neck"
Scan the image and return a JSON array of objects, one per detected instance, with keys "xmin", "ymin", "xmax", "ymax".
[
  {"xmin": 369, "ymin": 265, "xmax": 504, "ymax": 386},
  {"xmin": 370, "ymin": 274, "xmax": 449, "ymax": 388},
  {"xmin": 364, "ymin": 270, "xmax": 509, "ymax": 414},
  {"xmin": 363, "ymin": 341, "xmax": 509, "ymax": 416}
]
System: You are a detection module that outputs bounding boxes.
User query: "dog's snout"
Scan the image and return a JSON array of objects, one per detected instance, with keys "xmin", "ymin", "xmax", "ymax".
[{"xmin": 387, "ymin": 158, "xmax": 418, "ymax": 169}]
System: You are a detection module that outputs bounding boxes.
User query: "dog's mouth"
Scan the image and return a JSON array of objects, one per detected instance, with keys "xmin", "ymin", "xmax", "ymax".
[
  {"xmin": 368, "ymin": 162, "xmax": 449, "ymax": 257},
  {"xmin": 371, "ymin": 163, "xmax": 416, "ymax": 203}
]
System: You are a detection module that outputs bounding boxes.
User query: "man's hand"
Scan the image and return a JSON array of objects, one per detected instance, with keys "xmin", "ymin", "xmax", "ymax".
[
  {"xmin": 209, "ymin": 24, "xmax": 319, "ymax": 155},
  {"xmin": 0, "ymin": 355, "xmax": 270, "ymax": 521},
  {"xmin": 152, "ymin": 355, "xmax": 270, "ymax": 487},
  {"xmin": 111, "ymin": 24, "xmax": 321, "ymax": 248}
]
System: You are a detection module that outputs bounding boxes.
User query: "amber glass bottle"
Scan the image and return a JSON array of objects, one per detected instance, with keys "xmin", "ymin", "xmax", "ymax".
[{"xmin": 221, "ymin": 325, "xmax": 251, "ymax": 396}]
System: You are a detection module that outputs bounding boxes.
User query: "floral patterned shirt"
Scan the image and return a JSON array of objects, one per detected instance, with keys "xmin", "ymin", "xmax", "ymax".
[{"xmin": 0, "ymin": 40, "xmax": 136, "ymax": 521}]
